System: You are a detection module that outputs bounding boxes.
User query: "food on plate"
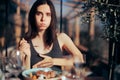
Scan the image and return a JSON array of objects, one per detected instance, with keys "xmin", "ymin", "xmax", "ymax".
[{"xmin": 29, "ymin": 70, "xmax": 56, "ymax": 79}]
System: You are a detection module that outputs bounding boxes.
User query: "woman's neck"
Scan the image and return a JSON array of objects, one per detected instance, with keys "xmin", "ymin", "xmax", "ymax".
[{"xmin": 38, "ymin": 30, "xmax": 45, "ymax": 38}]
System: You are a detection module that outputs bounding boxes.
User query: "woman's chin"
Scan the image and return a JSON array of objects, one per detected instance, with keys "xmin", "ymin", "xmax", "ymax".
[{"xmin": 39, "ymin": 28, "xmax": 47, "ymax": 31}]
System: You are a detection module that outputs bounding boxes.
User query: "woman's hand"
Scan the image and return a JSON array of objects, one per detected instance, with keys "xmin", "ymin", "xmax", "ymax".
[
  {"xmin": 19, "ymin": 38, "xmax": 31, "ymax": 69},
  {"xmin": 32, "ymin": 55, "xmax": 54, "ymax": 68},
  {"xmin": 19, "ymin": 38, "xmax": 31, "ymax": 57}
]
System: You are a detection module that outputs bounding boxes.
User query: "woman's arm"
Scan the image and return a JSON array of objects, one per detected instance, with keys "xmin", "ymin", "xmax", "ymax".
[
  {"xmin": 53, "ymin": 57, "xmax": 73, "ymax": 66},
  {"xmin": 32, "ymin": 55, "xmax": 74, "ymax": 68},
  {"xmin": 58, "ymin": 33, "xmax": 84, "ymax": 63}
]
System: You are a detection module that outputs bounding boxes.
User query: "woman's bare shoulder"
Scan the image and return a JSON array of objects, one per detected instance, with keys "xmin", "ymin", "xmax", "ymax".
[
  {"xmin": 57, "ymin": 32, "xmax": 69, "ymax": 39},
  {"xmin": 56, "ymin": 33, "xmax": 70, "ymax": 49},
  {"xmin": 57, "ymin": 32, "xmax": 72, "ymax": 44}
]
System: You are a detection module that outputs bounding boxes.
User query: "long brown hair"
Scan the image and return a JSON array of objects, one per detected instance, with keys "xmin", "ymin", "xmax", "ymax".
[{"xmin": 25, "ymin": 0, "xmax": 57, "ymax": 46}]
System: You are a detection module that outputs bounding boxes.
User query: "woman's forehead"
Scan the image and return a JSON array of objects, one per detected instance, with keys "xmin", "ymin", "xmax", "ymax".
[{"xmin": 37, "ymin": 4, "xmax": 51, "ymax": 12}]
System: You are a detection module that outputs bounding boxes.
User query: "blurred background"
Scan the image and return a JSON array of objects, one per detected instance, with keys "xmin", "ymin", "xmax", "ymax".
[{"xmin": 0, "ymin": 0, "xmax": 120, "ymax": 80}]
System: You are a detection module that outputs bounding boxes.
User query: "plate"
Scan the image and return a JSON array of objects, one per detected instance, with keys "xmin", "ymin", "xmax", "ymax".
[{"xmin": 22, "ymin": 68, "xmax": 61, "ymax": 80}]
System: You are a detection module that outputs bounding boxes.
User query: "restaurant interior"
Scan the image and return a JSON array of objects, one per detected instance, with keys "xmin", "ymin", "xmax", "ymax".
[{"xmin": 0, "ymin": 0, "xmax": 120, "ymax": 80}]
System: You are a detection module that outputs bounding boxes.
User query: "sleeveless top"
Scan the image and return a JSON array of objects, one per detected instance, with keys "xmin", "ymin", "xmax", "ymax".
[{"xmin": 29, "ymin": 39, "xmax": 63, "ymax": 71}]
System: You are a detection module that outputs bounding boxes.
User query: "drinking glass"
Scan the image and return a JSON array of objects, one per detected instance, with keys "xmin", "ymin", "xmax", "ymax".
[
  {"xmin": 6, "ymin": 49, "xmax": 24, "ymax": 78},
  {"xmin": 9, "ymin": 50, "xmax": 22, "ymax": 69},
  {"xmin": 62, "ymin": 57, "xmax": 85, "ymax": 80},
  {"xmin": 73, "ymin": 57, "xmax": 85, "ymax": 80}
]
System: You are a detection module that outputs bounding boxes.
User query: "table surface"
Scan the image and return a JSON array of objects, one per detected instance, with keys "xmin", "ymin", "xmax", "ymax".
[{"xmin": 4, "ymin": 66, "xmax": 106, "ymax": 80}]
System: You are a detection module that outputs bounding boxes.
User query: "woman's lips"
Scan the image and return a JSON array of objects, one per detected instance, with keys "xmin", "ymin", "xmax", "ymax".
[{"xmin": 40, "ymin": 23, "xmax": 46, "ymax": 26}]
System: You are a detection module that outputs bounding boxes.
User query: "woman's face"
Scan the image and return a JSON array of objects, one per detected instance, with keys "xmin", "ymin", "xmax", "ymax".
[{"xmin": 35, "ymin": 4, "xmax": 51, "ymax": 31}]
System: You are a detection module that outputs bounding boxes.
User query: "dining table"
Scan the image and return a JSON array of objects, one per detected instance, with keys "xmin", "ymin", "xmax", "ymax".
[
  {"xmin": 2, "ymin": 68, "xmax": 106, "ymax": 80},
  {"xmin": 3, "ymin": 67, "xmax": 106, "ymax": 80},
  {"xmin": 1, "ymin": 55, "xmax": 106, "ymax": 80}
]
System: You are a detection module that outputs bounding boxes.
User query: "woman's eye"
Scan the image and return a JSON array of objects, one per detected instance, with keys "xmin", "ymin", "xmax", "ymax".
[
  {"xmin": 46, "ymin": 13, "xmax": 51, "ymax": 16},
  {"xmin": 36, "ymin": 12, "xmax": 42, "ymax": 16}
]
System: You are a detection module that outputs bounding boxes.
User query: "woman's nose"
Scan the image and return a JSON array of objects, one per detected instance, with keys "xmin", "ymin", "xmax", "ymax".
[{"xmin": 41, "ymin": 15, "xmax": 45, "ymax": 21}]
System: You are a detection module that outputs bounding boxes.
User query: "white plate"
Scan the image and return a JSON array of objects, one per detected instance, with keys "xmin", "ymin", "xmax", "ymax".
[{"xmin": 22, "ymin": 68, "xmax": 61, "ymax": 80}]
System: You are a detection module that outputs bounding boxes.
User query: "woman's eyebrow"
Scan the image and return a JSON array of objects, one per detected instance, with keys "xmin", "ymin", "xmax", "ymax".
[
  {"xmin": 36, "ymin": 10, "xmax": 42, "ymax": 13},
  {"xmin": 36, "ymin": 10, "xmax": 51, "ymax": 13}
]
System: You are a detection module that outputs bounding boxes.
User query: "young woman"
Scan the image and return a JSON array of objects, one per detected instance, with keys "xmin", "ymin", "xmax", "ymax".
[{"xmin": 19, "ymin": 0, "xmax": 84, "ymax": 71}]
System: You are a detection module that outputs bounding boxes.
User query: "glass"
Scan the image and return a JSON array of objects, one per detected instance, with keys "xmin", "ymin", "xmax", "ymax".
[
  {"xmin": 9, "ymin": 50, "xmax": 22, "ymax": 69},
  {"xmin": 73, "ymin": 57, "xmax": 85, "ymax": 80},
  {"xmin": 5, "ymin": 49, "xmax": 24, "ymax": 79},
  {"xmin": 62, "ymin": 57, "xmax": 86, "ymax": 80}
]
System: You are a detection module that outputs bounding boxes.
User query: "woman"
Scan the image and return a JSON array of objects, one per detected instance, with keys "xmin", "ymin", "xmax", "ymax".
[{"xmin": 19, "ymin": 0, "xmax": 84, "ymax": 71}]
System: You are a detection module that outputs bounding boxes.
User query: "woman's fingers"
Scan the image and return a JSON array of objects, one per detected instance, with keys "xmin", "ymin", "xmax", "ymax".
[
  {"xmin": 32, "ymin": 56, "xmax": 54, "ymax": 68},
  {"xmin": 19, "ymin": 38, "xmax": 29, "ymax": 49},
  {"xmin": 19, "ymin": 38, "xmax": 27, "ymax": 45},
  {"xmin": 40, "ymin": 55, "xmax": 54, "ymax": 67},
  {"xmin": 33, "ymin": 62, "xmax": 53, "ymax": 68},
  {"xmin": 19, "ymin": 38, "xmax": 31, "ymax": 56}
]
